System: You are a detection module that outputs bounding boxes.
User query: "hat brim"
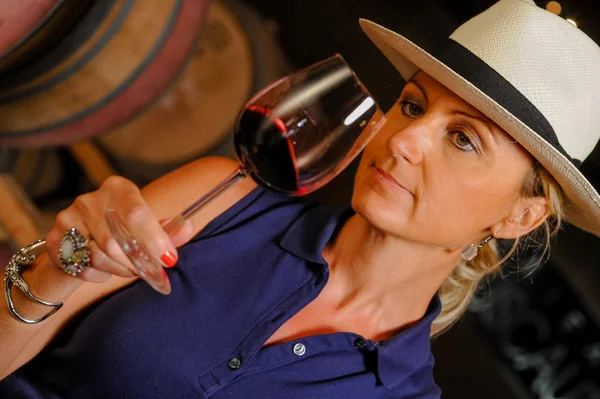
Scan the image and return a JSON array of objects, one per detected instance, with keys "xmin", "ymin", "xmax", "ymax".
[{"xmin": 360, "ymin": 18, "xmax": 600, "ymax": 236}]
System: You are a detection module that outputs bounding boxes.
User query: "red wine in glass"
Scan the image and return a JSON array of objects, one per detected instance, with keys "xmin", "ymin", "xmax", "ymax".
[
  {"xmin": 106, "ymin": 54, "xmax": 386, "ymax": 294},
  {"xmin": 235, "ymin": 105, "xmax": 301, "ymax": 193}
]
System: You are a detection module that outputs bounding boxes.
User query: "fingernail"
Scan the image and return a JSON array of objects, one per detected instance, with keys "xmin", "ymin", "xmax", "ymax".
[{"xmin": 161, "ymin": 251, "xmax": 178, "ymax": 268}]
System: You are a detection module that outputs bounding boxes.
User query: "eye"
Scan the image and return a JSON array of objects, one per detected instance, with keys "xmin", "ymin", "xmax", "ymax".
[
  {"xmin": 449, "ymin": 131, "xmax": 476, "ymax": 152},
  {"xmin": 399, "ymin": 100, "xmax": 424, "ymax": 118}
]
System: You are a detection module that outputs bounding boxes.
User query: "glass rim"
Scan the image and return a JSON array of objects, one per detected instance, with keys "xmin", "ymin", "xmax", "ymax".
[{"xmin": 308, "ymin": 53, "xmax": 383, "ymax": 114}]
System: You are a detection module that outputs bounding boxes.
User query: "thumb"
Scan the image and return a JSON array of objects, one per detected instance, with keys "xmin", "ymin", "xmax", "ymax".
[{"xmin": 159, "ymin": 218, "xmax": 196, "ymax": 248}]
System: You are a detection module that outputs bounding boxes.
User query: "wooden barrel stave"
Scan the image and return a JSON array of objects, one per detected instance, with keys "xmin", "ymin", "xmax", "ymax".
[
  {"xmin": 0, "ymin": 0, "xmax": 58, "ymax": 56},
  {"xmin": 0, "ymin": 0, "xmax": 97, "ymax": 76},
  {"xmin": 1, "ymin": 0, "xmax": 77, "ymax": 75},
  {"xmin": 0, "ymin": 0, "xmax": 208, "ymax": 147},
  {"xmin": 0, "ymin": 0, "xmax": 124, "ymax": 97}
]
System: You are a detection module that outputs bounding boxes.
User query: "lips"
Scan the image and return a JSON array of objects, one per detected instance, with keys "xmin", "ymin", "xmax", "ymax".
[{"xmin": 373, "ymin": 166, "xmax": 412, "ymax": 195}]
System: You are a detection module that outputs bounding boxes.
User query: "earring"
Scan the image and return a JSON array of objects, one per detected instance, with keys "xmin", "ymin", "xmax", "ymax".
[{"xmin": 461, "ymin": 235, "xmax": 494, "ymax": 261}]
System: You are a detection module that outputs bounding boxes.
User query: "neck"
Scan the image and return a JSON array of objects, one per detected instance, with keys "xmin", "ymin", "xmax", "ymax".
[{"xmin": 323, "ymin": 213, "xmax": 458, "ymax": 327}]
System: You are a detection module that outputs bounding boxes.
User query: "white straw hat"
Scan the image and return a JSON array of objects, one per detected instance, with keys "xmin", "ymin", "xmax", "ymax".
[{"xmin": 360, "ymin": 0, "xmax": 600, "ymax": 236}]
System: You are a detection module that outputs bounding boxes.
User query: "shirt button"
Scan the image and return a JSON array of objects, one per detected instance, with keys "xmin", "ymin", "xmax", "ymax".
[
  {"xmin": 227, "ymin": 357, "xmax": 242, "ymax": 370},
  {"xmin": 292, "ymin": 343, "xmax": 306, "ymax": 356},
  {"xmin": 354, "ymin": 338, "xmax": 368, "ymax": 349}
]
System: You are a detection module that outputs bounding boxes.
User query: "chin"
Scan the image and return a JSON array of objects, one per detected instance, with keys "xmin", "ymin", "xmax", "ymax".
[{"xmin": 351, "ymin": 167, "xmax": 411, "ymax": 236}]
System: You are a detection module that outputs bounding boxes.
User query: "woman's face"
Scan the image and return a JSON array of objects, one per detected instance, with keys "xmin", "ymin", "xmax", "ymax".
[{"xmin": 353, "ymin": 72, "xmax": 535, "ymax": 249}]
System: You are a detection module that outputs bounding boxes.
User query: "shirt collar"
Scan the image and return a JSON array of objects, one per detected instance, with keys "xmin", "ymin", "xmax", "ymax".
[
  {"xmin": 377, "ymin": 293, "xmax": 441, "ymax": 389},
  {"xmin": 278, "ymin": 202, "xmax": 354, "ymax": 265},
  {"xmin": 278, "ymin": 202, "xmax": 441, "ymax": 389}
]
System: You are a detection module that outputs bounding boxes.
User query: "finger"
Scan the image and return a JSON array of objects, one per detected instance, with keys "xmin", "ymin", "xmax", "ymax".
[
  {"xmin": 96, "ymin": 177, "xmax": 179, "ymax": 269},
  {"xmin": 71, "ymin": 192, "xmax": 141, "ymax": 271},
  {"xmin": 87, "ymin": 240, "xmax": 138, "ymax": 278},
  {"xmin": 90, "ymin": 224, "xmax": 141, "ymax": 274},
  {"xmin": 77, "ymin": 266, "xmax": 112, "ymax": 283},
  {"xmin": 46, "ymin": 209, "xmax": 90, "ymax": 272},
  {"xmin": 51, "ymin": 205, "xmax": 136, "ymax": 272},
  {"xmin": 47, "ymin": 211, "xmax": 112, "ymax": 283},
  {"xmin": 159, "ymin": 218, "xmax": 195, "ymax": 248},
  {"xmin": 49, "ymin": 205, "xmax": 136, "ymax": 280},
  {"xmin": 111, "ymin": 199, "xmax": 179, "ymax": 269}
]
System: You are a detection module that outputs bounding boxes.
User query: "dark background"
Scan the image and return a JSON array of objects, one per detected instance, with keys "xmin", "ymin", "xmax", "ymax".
[{"xmin": 245, "ymin": 1, "xmax": 600, "ymax": 397}]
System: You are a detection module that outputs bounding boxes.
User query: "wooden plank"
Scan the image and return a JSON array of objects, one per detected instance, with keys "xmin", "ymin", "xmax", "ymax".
[{"xmin": 0, "ymin": 175, "xmax": 48, "ymax": 248}]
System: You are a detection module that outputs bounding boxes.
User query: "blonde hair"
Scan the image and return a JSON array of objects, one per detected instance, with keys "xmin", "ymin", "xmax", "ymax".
[{"xmin": 431, "ymin": 163, "xmax": 565, "ymax": 336}]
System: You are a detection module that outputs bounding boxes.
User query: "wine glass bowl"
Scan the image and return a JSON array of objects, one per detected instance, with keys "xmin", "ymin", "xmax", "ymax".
[
  {"xmin": 234, "ymin": 55, "xmax": 384, "ymax": 195},
  {"xmin": 107, "ymin": 54, "xmax": 386, "ymax": 294}
]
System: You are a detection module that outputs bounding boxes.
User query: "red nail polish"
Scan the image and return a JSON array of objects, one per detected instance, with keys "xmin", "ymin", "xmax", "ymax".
[{"xmin": 161, "ymin": 251, "xmax": 177, "ymax": 268}]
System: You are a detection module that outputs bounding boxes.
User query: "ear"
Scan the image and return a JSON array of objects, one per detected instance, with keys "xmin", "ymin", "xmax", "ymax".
[{"xmin": 491, "ymin": 197, "xmax": 550, "ymax": 240}]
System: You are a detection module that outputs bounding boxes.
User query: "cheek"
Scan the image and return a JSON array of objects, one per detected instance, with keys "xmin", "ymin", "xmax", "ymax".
[
  {"xmin": 351, "ymin": 162, "xmax": 415, "ymax": 235},
  {"xmin": 351, "ymin": 188, "xmax": 412, "ymax": 238},
  {"xmin": 417, "ymin": 168, "xmax": 519, "ymax": 236},
  {"xmin": 351, "ymin": 160, "xmax": 521, "ymax": 247},
  {"xmin": 361, "ymin": 128, "xmax": 388, "ymax": 160}
]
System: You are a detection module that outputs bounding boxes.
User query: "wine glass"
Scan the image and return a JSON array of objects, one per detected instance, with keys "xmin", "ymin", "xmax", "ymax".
[{"xmin": 106, "ymin": 54, "xmax": 386, "ymax": 295}]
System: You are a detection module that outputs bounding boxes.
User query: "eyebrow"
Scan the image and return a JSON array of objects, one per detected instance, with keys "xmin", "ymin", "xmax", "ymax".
[
  {"xmin": 406, "ymin": 80, "xmax": 498, "ymax": 146},
  {"xmin": 406, "ymin": 79, "xmax": 428, "ymax": 104},
  {"xmin": 451, "ymin": 110, "xmax": 497, "ymax": 145}
]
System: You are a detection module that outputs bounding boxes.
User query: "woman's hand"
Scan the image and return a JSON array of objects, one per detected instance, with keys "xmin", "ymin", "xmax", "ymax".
[{"xmin": 45, "ymin": 175, "xmax": 194, "ymax": 283}]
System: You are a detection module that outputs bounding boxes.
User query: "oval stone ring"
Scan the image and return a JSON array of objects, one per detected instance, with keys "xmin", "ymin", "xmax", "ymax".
[{"xmin": 59, "ymin": 227, "xmax": 92, "ymax": 276}]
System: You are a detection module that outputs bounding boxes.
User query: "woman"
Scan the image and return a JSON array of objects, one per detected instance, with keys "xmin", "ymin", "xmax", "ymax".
[{"xmin": 2, "ymin": 0, "xmax": 599, "ymax": 397}]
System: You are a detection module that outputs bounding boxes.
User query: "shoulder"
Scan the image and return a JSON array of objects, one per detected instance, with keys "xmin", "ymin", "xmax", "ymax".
[
  {"xmin": 141, "ymin": 156, "xmax": 259, "ymax": 235},
  {"xmin": 192, "ymin": 180, "xmax": 315, "ymax": 242}
]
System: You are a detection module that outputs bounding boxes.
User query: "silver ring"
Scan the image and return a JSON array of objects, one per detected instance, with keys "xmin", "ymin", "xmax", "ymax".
[{"xmin": 59, "ymin": 227, "xmax": 91, "ymax": 276}]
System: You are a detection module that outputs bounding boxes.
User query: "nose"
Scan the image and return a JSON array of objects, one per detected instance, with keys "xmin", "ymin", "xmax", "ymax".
[{"xmin": 386, "ymin": 116, "xmax": 433, "ymax": 165}]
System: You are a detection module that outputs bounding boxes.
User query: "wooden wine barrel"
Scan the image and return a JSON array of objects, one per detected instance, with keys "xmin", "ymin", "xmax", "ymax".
[
  {"xmin": 0, "ymin": 0, "xmax": 93, "ymax": 75},
  {"xmin": 96, "ymin": 0, "xmax": 287, "ymax": 185},
  {"xmin": 0, "ymin": 175, "xmax": 49, "ymax": 249},
  {"xmin": 0, "ymin": 0, "xmax": 208, "ymax": 147},
  {"xmin": 0, "ymin": 0, "xmax": 58, "ymax": 57}
]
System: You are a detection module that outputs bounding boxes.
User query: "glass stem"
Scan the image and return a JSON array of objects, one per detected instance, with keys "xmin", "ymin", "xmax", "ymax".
[{"xmin": 162, "ymin": 167, "xmax": 249, "ymax": 236}]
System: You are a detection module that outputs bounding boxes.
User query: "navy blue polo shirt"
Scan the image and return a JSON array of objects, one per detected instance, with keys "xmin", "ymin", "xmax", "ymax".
[{"xmin": 1, "ymin": 186, "xmax": 442, "ymax": 398}]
